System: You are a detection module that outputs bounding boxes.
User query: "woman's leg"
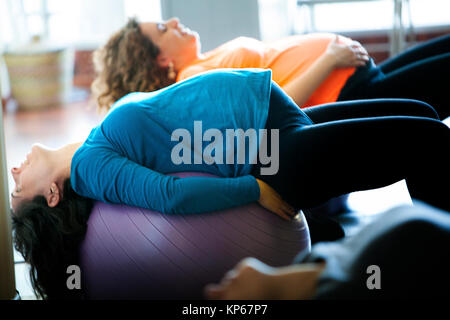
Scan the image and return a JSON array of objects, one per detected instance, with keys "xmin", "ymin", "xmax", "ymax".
[
  {"xmin": 258, "ymin": 115, "xmax": 449, "ymax": 212},
  {"xmin": 378, "ymin": 34, "xmax": 450, "ymax": 74},
  {"xmin": 340, "ymin": 53, "xmax": 450, "ymax": 120},
  {"xmin": 303, "ymin": 98, "xmax": 439, "ymax": 224},
  {"xmin": 255, "ymin": 83, "xmax": 449, "ymax": 211},
  {"xmin": 303, "ymin": 98, "xmax": 439, "ymax": 124}
]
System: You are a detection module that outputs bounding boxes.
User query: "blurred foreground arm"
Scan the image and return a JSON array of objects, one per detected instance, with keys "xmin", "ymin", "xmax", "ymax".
[{"xmin": 204, "ymin": 257, "xmax": 325, "ymax": 300}]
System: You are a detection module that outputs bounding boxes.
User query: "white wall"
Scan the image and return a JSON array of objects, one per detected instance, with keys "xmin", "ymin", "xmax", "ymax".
[
  {"xmin": 161, "ymin": 0, "xmax": 261, "ymax": 51},
  {"xmin": 258, "ymin": 0, "xmax": 297, "ymax": 41}
]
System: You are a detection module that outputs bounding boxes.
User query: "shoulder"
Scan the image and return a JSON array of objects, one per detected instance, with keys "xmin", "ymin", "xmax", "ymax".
[
  {"xmin": 98, "ymin": 97, "xmax": 156, "ymax": 144},
  {"xmin": 109, "ymin": 92, "xmax": 153, "ymax": 113},
  {"xmin": 105, "ymin": 92, "xmax": 155, "ymax": 122},
  {"xmin": 177, "ymin": 37, "xmax": 264, "ymax": 81},
  {"xmin": 221, "ymin": 37, "xmax": 264, "ymax": 65}
]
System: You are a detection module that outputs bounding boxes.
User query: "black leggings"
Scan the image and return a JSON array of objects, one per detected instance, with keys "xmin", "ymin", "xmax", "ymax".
[
  {"xmin": 337, "ymin": 34, "xmax": 450, "ymax": 120},
  {"xmin": 251, "ymin": 83, "xmax": 450, "ymax": 212}
]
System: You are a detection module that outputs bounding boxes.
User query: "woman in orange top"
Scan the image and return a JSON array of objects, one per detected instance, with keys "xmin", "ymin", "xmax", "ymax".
[
  {"xmin": 92, "ymin": 17, "xmax": 449, "ymax": 119},
  {"xmin": 92, "ymin": 18, "xmax": 367, "ymax": 112}
]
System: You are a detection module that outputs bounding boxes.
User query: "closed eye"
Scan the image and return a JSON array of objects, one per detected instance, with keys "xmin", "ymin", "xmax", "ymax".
[{"xmin": 157, "ymin": 23, "xmax": 167, "ymax": 33}]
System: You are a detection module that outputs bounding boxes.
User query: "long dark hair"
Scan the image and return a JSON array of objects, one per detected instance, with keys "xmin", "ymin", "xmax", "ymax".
[{"xmin": 12, "ymin": 179, "xmax": 93, "ymax": 299}]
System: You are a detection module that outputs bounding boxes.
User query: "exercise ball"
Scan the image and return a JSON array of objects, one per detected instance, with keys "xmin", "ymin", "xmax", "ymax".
[{"xmin": 79, "ymin": 172, "xmax": 310, "ymax": 299}]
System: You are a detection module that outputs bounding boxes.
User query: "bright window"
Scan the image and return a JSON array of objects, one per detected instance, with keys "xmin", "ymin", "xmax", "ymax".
[
  {"xmin": 4, "ymin": 0, "xmax": 162, "ymax": 48},
  {"xmin": 293, "ymin": 0, "xmax": 450, "ymax": 34},
  {"xmin": 408, "ymin": 0, "xmax": 450, "ymax": 27}
]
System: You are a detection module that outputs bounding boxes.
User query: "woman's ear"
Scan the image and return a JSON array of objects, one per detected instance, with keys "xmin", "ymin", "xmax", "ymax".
[
  {"xmin": 156, "ymin": 53, "xmax": 171, "ymax": 68},
  {"xmin": 46, "ymin": 182, "xmax": 61, "ymax": 208}
]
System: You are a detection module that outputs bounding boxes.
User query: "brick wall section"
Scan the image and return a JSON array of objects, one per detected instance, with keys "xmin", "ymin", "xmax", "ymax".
[
  {"xmin": 349, "ymin": 29, "xmax": 450, "ymax": 64},
  {"xmin": 73, "ymin": 50, "xmax": 95, "ymax": 89}
]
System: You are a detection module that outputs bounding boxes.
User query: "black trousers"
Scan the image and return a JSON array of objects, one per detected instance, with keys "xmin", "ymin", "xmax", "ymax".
[
  {"xmin": 338, "ymin": 34, "xmax": 450, "ymax": 120},
  {"xmin": 251, "ymin": 82, "xmax": 450, "ymax": 215}
]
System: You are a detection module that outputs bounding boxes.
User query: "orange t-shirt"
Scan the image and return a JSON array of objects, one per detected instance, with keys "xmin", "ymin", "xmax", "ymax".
[{"xmin": 177, "ymin": 33, "xmax": 356, "ymax": 108}]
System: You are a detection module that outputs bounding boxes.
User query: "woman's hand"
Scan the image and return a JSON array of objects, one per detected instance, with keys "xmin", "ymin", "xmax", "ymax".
[
  {"xmin": 255, "ymin": 178, "xmax": 297, "ymax": 221},
  {"xmin": 204, "ymin": 257, "xmax": 326, "ymax": 300},
  {"xmin": 204, "ymin": 257, "xmax": 278, "ymax": 300},
  {"xmin": 325, "ymin": 35, "xmax": 370, "ymax": 68}
]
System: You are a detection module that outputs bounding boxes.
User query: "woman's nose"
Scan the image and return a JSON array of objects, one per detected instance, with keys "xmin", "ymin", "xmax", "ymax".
[
  {"xmin": 11, "ymin": 167, "xmax": 19, "ymax": 182},
  {"xmin": 167, "ymin": 17, "xmax": 179, "ymax": 28}
]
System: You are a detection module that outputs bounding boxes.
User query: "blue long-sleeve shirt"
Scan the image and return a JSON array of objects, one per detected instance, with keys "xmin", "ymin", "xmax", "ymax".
[{"xmin": 71, "ymin": 69, "xmax": 272, "ymax": 214}]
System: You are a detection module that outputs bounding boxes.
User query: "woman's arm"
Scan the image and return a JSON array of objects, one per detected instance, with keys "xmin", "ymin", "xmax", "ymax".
[
  {"xmin": 204, "ymin": 257, "xmax": 326, "ymax": 300},
  {"xmin": 72, "ymin": 147, "xmax": 296, "ymax": 218},
  {"xmin": 283, "ymin": 35, "xmax": 369, "ymax": 107}
]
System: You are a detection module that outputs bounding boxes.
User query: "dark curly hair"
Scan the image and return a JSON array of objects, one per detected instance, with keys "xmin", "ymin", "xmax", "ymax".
[
  {"xmin": 91, "ymin": 17, "xmax": 174, "ymax": 114},
  {"xmin": 12, "ymin": 178, "xmax": 93, "ymax": 300}
]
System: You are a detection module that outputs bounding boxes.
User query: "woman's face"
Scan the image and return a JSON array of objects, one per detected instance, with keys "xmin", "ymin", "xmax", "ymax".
[
  {"xmin": 10, "ymin": 144, "xmax": 53, "ymax": 212},
  {"xmin": 139, "ymin": 17, "xmax": 200, "ymax": 68}
]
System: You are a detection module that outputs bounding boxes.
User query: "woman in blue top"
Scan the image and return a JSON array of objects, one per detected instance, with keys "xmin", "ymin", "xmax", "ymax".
[{"xmin": 11, "ymin": 69, "xmax": 449, "ymax": 299}]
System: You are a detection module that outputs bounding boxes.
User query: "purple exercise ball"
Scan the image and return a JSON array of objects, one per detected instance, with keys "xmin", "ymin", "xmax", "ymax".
[{"xmin": 79, "ymin": 172, "xmax": 310, "ymax": 299}]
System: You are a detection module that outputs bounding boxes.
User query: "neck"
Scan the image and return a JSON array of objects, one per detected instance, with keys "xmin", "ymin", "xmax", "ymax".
[
  {"xmin": 52, "ymin": 141, "xmax": 83, "ymax": 186},
  {"xmin": 175, "ymin": 52, "xmax": 204, "ymax": 71},
  {"xmin": 174, "ymin": 43, "xmax": 205, "ymax": 72}
]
